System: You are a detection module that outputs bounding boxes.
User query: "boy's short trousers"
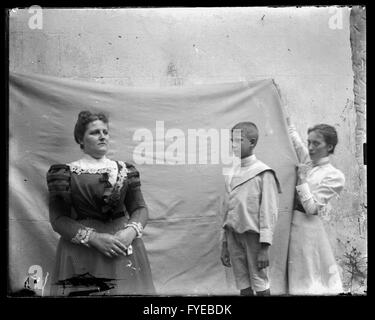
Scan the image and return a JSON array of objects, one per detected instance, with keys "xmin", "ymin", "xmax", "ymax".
[{"xmin": 226, "ymin": 229, "xmax": 270, "ymax": 292}]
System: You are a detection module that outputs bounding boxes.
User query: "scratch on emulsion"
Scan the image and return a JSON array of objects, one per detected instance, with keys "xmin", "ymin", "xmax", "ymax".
[{"xmin": 126, "ymin": 260, "xmax": 137, "ymax": 271}]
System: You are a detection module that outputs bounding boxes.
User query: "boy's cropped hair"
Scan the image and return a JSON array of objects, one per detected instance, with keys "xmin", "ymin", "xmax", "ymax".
[{"xmin": 231, "ymin": 122, "xmax": 259, "ymax": 145}]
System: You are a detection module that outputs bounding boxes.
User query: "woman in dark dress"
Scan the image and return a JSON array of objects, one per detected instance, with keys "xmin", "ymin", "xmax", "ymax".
[{"xmin": 46, "ymin": 111, "xmax": 155, "ymax": 296}]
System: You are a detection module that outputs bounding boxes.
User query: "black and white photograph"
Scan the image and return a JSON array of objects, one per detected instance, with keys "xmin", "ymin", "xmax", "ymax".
[{"xmin": 7, "ymin": 5, "xmax": 366, "ymax": 302}]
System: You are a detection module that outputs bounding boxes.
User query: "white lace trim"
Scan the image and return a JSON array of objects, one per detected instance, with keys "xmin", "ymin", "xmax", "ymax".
[
  {"xmin": 69, "ymin": 166, "xmax": 115, "ymax": 175},
  {"xmin": 68, "ymin": 156, "xmax": 121, "ymax": 186},
  {"xmin": 115, "ymin": 161, "xmax": 129, "ymax": 189},
  {"xmin": 71, "ymin": 227, "xmax": 95, "ymax": 246}
]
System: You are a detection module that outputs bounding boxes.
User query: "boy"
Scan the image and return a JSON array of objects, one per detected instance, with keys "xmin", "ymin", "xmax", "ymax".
[{"xmin": 221, "ymin": 122, "xmax": 281, "ymax": 296}]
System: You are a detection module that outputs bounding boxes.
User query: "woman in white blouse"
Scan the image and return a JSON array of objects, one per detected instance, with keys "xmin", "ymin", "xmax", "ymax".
[{"xmin": 286, "ymin": 117, "xmax": 345, "ymax": 295}]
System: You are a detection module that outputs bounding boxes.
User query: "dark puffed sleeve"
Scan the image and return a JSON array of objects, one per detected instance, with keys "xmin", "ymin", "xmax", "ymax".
[
  {"xmin": 124, "ymin": 163, "xmax": 149, "ymax": 227},
  {"xmin": 47, "ymin": 164, "xmax": 85, "ymax": 241}
]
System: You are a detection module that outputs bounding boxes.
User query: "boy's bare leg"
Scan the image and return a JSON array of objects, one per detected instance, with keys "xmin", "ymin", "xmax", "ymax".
[
  {"xmin": 255, "ymin": 288, "xmax": 270, "ymax": 296},
  {"xmin": 240, "ymin": 287, "xmax": 254, "ymax": 296}
]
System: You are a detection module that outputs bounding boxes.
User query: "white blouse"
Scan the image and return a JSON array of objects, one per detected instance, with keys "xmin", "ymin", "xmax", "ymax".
[{"xmin": 288, "ymin": 125, "xmax": 345, "ymax": 216}]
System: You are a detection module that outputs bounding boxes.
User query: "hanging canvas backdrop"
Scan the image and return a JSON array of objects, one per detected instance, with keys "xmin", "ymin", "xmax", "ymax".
[{"xmin": 9, "ymin": 72, "xmax": 297, "ymax": 295}]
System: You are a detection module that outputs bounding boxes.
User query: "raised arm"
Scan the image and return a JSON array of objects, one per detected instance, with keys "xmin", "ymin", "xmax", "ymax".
[
  {"xmin": 287, "ymin": 118, "xmax": 311, "ymax": 165},
  {"xmin": 275, "ymin": 83, "xmax": 311, "ymax": 165}
]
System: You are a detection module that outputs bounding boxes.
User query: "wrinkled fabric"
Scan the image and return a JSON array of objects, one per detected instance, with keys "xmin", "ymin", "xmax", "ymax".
[{"xmin": 9, "ymin": 72, "xmax": 297, "ymax": 295}]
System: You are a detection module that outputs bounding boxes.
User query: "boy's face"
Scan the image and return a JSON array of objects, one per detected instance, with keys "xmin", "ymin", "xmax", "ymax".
[{"xmin": 231, "ymin": 130, "xmax": 253, "ymax": 159}]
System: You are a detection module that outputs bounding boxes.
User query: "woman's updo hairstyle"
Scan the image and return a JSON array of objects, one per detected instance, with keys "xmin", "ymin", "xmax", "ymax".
[
  {"xmin": 74, "ymin": 110, "xmax": 109, "ymax": 149},
  {"xmin": 307, "ymin": 123, "xmax": 338, "ymax": 154}
]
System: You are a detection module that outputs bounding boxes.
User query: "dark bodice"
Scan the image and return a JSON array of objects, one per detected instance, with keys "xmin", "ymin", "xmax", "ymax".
[
  {"xmin": 70, "ymin": 171, "xmax": 127, "ymax": 220},
  {"xmin": 46, "ymin": 161, "xmax": 147, "ymax": 240}
]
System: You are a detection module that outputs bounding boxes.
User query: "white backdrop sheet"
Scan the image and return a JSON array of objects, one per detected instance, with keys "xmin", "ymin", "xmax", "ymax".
[{"xmin": 9, "ymin": 72, "xmax": 297, "ymax": 295}]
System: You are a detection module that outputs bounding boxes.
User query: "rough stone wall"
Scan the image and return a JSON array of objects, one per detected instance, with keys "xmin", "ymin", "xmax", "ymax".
[
  {"xmin": 342, "ymin": 6, "xmax": 367, "ymax": 294},
  {"xmin": 9, "ymin": 6, "xmax": 366, "ymax": 293}
]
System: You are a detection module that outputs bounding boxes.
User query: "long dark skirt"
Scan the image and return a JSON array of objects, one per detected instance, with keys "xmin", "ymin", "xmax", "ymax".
[{"xmin": 50, "ymin": 217, "xmax": 156, "ymax": 296}]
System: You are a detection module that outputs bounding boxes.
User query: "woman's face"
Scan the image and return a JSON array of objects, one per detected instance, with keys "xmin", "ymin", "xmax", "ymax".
[
  {"xmin": 81, "ymin": 120, "xmax": 109, "ymax": 158},
  {"xmin": 307, "ymin": 130, "xmax": 332, "ymax": 162}
]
